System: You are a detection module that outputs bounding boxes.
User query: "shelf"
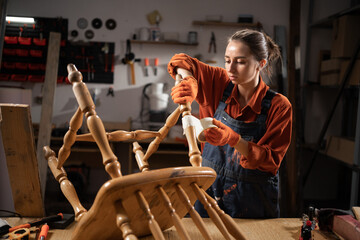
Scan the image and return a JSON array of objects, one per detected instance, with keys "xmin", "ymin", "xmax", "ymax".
[
  {"xmin": 310, "ymin": 3, "xmax": 360, "ymax": 28},
  {"xmin": 192, "ymin": 21, "xmax": 262, "ymax": 29},
  {"xmin": 130, "ymin": 40, "xmax": 198, "ymax": 46},
  {"xmin": 302, "ymin": 144, "xmax": 360, "ymax": 172},
  {"xmin": 303, "ymin": 82, "xmax": 360, "ymax": 90}
]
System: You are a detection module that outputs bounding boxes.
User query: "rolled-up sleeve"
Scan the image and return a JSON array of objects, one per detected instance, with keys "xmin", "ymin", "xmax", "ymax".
[{"xmin": 239, "ymin": 95, "xmax": 292, "ymax": 175}]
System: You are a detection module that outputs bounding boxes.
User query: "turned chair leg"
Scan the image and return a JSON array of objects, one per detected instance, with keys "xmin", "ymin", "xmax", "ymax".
[{"xmin": 44, "ymin": 146, "xmax": 87, "ymax": 221}]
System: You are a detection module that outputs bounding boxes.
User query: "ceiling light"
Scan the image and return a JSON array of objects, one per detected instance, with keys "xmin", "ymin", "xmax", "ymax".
[{"xmin": 6, "ymin": 16, "xmax": 35, "ymax": 24}]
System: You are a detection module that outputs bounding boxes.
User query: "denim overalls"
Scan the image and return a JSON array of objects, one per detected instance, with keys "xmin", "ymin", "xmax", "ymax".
[{"xmin": 195, "ymin": 82, "xmax": 280, "ymax": 218}]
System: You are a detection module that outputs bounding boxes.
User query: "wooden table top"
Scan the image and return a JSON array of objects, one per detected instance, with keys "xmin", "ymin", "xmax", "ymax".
[{"xmin": 4, "ymin": 217, "xmax": 337, "ymax": 240}]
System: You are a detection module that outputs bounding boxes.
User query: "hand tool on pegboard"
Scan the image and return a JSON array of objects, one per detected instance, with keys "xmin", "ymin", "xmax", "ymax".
[
  {"xmin": 122, "ymin": 39, "xmax": 140, "ymax": 85},
  {"xmin": 154, "ymin": 57, "xmax": 159, "ymax": 76},
  {"xmin": 101, "ymin": 43, "xmax": 109, "ymax": 72},
  {"xmin": 144, "ymin": 58, "xmax": 149, "ymax": 76},
  {"xmin": 208, "ymin": 32, "xmax": 216, "ymax": 53}
]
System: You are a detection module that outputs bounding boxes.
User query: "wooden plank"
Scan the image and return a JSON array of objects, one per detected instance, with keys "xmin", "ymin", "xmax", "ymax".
[
  {"xmin": 352, "ymin": 206, "xmax": 360, "ymax": 221},
  {"xmin": 0, "ymin": 104, "xmax": 44, "ymax": 217},
  {"xmin": 285, "ymin": 0, "xmax": 301, "ymax": 217},
  {"xmin": 36, "ymin": 31, "xmax": 61, "ymax": 198}
]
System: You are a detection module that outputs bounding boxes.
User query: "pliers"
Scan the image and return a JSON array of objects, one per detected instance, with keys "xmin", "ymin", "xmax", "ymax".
[{"xmin": 208, "ymin": 32, "xmax": 216, "ymax": 53}]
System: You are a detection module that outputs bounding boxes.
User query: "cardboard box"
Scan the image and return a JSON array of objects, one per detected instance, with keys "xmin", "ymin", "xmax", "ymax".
[
  {"xmin": 331, "ymin": 15, "xmax": 360, "ymax": 58},
  {"xmin": 319, "ymin": 58, "xmax": 342, "ymax": 85},
  {"xmin": 340, "ymin": 59, "xmax": 360, "ymax": 85},
  {"xmin": 325, "ymin": 136, "xmax": 355, "ymax": 165}
]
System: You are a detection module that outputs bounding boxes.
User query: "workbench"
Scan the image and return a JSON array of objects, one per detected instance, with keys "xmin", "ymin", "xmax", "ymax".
[{"xmin": 4, "ymin": 217, "xmax": 337, "ymax": 239}]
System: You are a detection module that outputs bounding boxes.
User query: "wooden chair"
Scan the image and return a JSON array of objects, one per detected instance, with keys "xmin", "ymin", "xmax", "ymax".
[{"xmin": 43, "ymin": 64, "xmax": 246, "ymax": 240}]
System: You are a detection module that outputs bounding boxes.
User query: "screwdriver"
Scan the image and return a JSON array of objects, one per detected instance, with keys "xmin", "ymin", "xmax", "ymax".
[
  {"xmin": 154, "ymin": 58, "xmax": 159, "ymax": 76},
  {"xmin": 144, "ymin": 58, "xmax": 149, "ymax": 76},
  {"xmin": 39, "ymin": 224, "xmax": 49, "ymax": 240}
]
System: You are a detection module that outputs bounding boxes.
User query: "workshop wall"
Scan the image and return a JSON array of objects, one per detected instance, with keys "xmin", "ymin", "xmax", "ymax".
[{"xmin": 4, "ymin": 0, "xmax": 289, "ymax": 128}]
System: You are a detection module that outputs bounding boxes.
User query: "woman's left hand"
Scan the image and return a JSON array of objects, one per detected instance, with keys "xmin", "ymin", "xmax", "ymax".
[{"xmin": 204, "ymin": 119, "xmax": 240, "ymax": 147}]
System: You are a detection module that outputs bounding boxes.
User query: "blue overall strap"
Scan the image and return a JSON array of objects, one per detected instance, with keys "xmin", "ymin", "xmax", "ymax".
[
  {"xmin": 256, "ymin": 89, "xmax": 276, "ymax": 124},
  {"xmin": 216, "ymin": 81, "xmax": 234, "ymax": 112},
  {"xmin": 221, "ymin": 81, "xmax": 234, "ymax": 103}
]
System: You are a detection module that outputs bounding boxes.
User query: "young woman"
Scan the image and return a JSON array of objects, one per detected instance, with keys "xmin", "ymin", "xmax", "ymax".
[{"xmin": 168, "ymin": 29, "xmax": 292, "ymax": 218}]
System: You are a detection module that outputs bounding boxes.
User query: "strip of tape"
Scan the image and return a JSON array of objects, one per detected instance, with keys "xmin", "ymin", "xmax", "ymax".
[{"xmin": 182, "ymin": 115, "xmax": 217, "ymax": 142}]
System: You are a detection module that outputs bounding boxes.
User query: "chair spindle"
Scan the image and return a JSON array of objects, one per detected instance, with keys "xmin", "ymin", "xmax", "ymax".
[
  {"xmin": 133, "ymin": 141, "xmax": 149, "ymax": 172},
  {"xmin": 175, "ymin": 184, "xmax": 213, "ymax": 240},
  {"xmin": 203, "ymin": 189, "xmax": 246, "ymax": 240},
  {"xmin": 157, "ymin": 186, "xmax": 191, "ymax": 240},
  {"xmin": 135, "ymin": 191, "xmax": 165, "ymax": 240},
  {"xmin": 142, "ymin": 106, "xmax": 181, "ymax": 162},
  {"xmin": 191, "ymin": 183, "xmax": 232, "ymax": 240}
]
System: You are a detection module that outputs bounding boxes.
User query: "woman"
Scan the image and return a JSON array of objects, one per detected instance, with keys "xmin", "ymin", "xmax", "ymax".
[{"xmin": 168, "ymin": 29, "xmax": 292, "ymax": 218}]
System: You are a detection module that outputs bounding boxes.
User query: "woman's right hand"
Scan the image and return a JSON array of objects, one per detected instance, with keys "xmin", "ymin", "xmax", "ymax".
[
  {"xmin": 167, "ymin": 53, "xmax": 195, "ymax": 79},
  {"xmin": 171, "ymin": 76, "xmax": 198, "ymax": 104}
]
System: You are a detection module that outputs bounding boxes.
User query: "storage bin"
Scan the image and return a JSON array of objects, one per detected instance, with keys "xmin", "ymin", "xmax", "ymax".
[
  {"xmin": 3, "ymin": 48, "xmax": 16, "ymax": 56},
  {"xmin": 0, "ymin": 74, "xmax": 10, "ymax": 81},
  {"xmin": 18, "ymin": 37, "xmax": 32, "ymax": 45},
  {"xmin": 4, "ymin": 36, "xmax": 18, "ymax": 44},
  {"xmin": 11, "ymin": 74, "xmax": 27, "ymax": 82},
  {"xmin": 16, "ymin": 49, "xmax": 29, "ymax": 57},
  {"xmin": 3, "ymin": 62, "xmax": 16, "ymax": 69},
  {"xmin": 331, "ymin": 15, "xmax": 360, "ymax": 58},
  {"xmin": 29, "ymin": 49, "xmax": 43, "ymax": 57},
  {"xmin": 15, "ymin": 62, "xmax": 28, "ymax": 70},
  {"xmin": 33, "ymin": 38, "xmax": 47, "ymax": 46},
  {"xmin": 319, "ymin": 58, "xmax": 343, "ymax": 85},
  {"xmin": 28, "ymin": 75, "xmax": 45, "ymax": 82}
]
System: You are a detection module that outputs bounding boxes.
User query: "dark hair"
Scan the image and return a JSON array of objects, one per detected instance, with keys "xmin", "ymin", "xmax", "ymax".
[{"xmin": 228, "ymin": 29, "xmax": 281, "ymax": 77}]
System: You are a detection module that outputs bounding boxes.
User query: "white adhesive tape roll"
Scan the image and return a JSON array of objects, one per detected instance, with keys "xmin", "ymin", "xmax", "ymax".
[{"xmin": 182, "ymin": 115, "xmax": 217, "ymax": 142}]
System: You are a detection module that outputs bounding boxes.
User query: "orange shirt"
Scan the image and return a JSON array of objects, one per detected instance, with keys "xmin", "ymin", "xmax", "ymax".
[{"xmin": 168, "ymin": 53, "xmax": 292, "ymax": 175}]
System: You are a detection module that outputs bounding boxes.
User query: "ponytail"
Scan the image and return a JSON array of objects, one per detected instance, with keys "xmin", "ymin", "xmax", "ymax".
[{"xmin": 262, "ymin": 32, "xmax": 281, "ymax": 77}]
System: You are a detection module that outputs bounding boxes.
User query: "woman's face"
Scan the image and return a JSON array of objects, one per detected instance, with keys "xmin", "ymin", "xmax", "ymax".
[{"xmin": 224, "ymin": 40, "xmax": 261, "ymax": 86}]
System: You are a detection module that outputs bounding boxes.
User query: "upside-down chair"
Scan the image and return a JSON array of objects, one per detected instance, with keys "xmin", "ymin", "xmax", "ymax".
[{"xmin": 43, "ymin": 64, "xmax": 245, "ymax": 240}]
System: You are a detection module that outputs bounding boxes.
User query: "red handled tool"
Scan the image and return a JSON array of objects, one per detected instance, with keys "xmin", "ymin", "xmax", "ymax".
[
  {"xmin": 154, "ymin": 58, "xmax": 159, "ymax": 76},
  {"xmin": 144, "ymin": 58, "xmax": 149, "ymax": 76},
  {"xmin": 1, "ymin": 213, "xmax": 63, "ymax": 236},
  {"xmin": 39, "ymin": 224, "xmax": 49, "ymax": 240}
]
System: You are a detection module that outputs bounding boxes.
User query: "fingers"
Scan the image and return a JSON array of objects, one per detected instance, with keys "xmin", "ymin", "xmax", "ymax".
[
  {"xmin": 212, "ymin": 118, "xmax": 227, "ymax": 130},
  {"xmin": 171, "ymin": 84, "xmax": 192, "ymax": 97},
  {"xmin": 171, "ymin": 79, "xmax": 197, "ymax": 104},
  {"xmin": 204, "ymin": 127, "xmax": 226, "ymax": 146}
]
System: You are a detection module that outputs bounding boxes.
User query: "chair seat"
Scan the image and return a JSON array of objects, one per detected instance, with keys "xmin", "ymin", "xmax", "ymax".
[{"xmin": 71, "ymin": 166, "xmax": 216, "ymax": 240}]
